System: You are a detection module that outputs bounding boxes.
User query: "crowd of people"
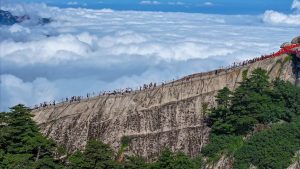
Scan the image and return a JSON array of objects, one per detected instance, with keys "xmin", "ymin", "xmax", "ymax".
[
  {"xmin": 33, "ymin": 82, "xmax": 162, "ymax": 109},
  {"xmin": 33, "ymin": 51, "xmax": 285, "ymax": 110},
  {"xmin": 218, "ymin": 52, "xmax": 283, "ymax": 73},
  {"xmin": 34, "ymin": 101, "xmax": 56, "ymax": 109},
  {"xmin": 182, "ymin": 52, "xmax": 281, "ymax": 82}
]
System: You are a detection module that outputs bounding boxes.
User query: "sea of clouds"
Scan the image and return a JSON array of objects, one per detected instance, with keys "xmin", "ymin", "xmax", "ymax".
[{"xmin": 0, "ymin": 1, "xmax": 300, "ymax": 111}]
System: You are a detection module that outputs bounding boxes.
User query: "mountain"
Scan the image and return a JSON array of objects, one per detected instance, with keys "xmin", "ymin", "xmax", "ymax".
[
  {"xmin": 0, "ymin": 9, "xmax": 51, "ymax": 25},
  {"xmin": 0, "ymin": 10, "xmax": 20, "ymax": 25},
  {"xmin": 30, "ymin": 36, "xmax": 300, "ymax": 168},
  {"xmin": 32, "ymin": 52, "xmax": 296, "ymax": 162}
]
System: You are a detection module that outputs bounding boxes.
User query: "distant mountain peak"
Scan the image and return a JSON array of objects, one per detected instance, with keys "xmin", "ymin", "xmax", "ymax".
[{"xmin": 0, "ymin": 9, "xmax": 51, "ymax": 25}]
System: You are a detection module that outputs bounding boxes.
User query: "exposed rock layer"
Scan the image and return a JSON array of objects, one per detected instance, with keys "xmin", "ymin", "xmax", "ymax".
[{"xmin": 32, "ymin": 54, "xmax": 295, "ymax": 161}]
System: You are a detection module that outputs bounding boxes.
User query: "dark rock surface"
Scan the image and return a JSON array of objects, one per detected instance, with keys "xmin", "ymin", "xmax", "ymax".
[{"xmin": 0, "ymin": 9, "xmax": 51, "ymax": 25}]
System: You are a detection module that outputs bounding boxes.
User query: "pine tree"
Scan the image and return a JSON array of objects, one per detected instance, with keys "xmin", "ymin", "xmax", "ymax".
[
  {"xmin": 151, "ymin": 149, "xmax": 200, "ymax": 169},
  {"xmin": 0, "ymin": 104, "xmax": 62, "ymax": 168},
  {"xmin": 216, "ymin": 87, "xmax": 232, "ymax": 108},
  {"xmin": 272, "ymin": 79, "xmax": 300, "ymax": 121},
  {"xmin": 68, "ymin": 139, "xmax": 119, "ymax": 169},
  {"xmin": 208, "ymin": 87, "xmax": 234, "ymax": 134},
  {"xmin": 208, "ymin": 68, "xmax": 288, "ymax": 135},
  {"xmin": 230, "ymin": 68, "xmax": 279, "ymax": 134},
  {"xmin": 123, "ymin": 156, "xmax": 148, "ymax": 169}
]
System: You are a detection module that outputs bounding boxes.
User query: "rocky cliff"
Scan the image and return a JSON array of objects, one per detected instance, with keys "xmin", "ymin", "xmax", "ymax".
[{"xmin": 32, "ymin": 54, "xmax": 296, "ymax": 161}]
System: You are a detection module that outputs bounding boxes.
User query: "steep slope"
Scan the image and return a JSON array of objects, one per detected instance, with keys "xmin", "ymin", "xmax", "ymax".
[{"xmin": 32, "ymin": 54, "xmax": 295, "ymax": 161}]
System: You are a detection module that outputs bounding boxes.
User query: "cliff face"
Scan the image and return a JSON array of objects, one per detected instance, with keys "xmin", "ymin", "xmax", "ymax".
[{"xmin": 32, "ymin": 54, "xmax": 295, "ymax": 161}]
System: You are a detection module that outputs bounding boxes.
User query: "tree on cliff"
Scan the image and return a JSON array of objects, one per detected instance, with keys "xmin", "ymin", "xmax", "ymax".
[
  {"xmin": 123, "ymin": 156, "xmax": 148, "ymax": 169},
  {"xmin": 150, "ymin": 149, "xmax": 202, "ymax": 169},
  {"xmin": 208, "ymin": 68, "xmax": 289, "ymax": 135},
  {"xmin": 216, "ymin": 87, "xmax": 232, "ymax": 107},
  {"xmin": 0, "ymin": 104, "xmax": 62, "ymax": 168},
  {"xmin": 68, "ymin": 139, "xmax": 119, "ymax": 169},
  {"xmin": 203, "ymin": 68, "xmax": 300, "ymax": 169},
  {"xmin": 230, "ymin": 68, "xmax": 275, "ymax": 134},
  {"xmin": 208, "ymin": 87, "xmax": 235, "ymax": 134},
  {"xmin": 272, "ymin": 79, "xmax": 300, "ymax": 122}
]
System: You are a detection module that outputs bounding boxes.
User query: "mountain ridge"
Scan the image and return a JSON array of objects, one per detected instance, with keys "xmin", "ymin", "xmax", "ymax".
[
  {"xmin": 0, "ymin": 9, "xmax": 51, "ymax": 25},
  {"xmin": 32, "ymin": 53, "xmax": 295, "ymax": 163}
]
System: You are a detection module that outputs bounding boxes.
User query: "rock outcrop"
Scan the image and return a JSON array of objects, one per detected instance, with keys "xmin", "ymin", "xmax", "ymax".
[
  {"xmin": 32, "ymin": 54, "xmax": 295, "ymax": 161},
  {"xmin": 292, "ymin": 36, "xmax": 300, "ymax": 44},
  {"xmin": 0, "ymin": 10, "xmax": 26, "ymax": 25},
  {"xmin": 0, "ymin": 10, "xmax": 51, "ymax": 25}
]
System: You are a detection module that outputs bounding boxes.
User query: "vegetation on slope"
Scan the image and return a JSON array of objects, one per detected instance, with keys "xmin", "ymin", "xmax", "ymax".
[
  {"xmin": 234, "ymin": 120, "xmax": 300, "ymax": 169},
  {"xmin": 0, "ymin": 105, "xmax": 62, "ymax": 168},
  {"xmin": 203, "ymin": 68, "xmax": 300, "ymax": 168}
]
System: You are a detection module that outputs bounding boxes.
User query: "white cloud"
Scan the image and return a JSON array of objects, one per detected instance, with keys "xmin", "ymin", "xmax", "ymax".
[
  {"xmin": 167, "ymin": 1, "xmax": 185, "ymax": 6},
  {"xmin": 1, "ymin": 3, "xmax": 53, "ymax": 18},
  {"xmin": 67, "ymin": 1, "xmax": 78, "ymax": 5},
  {"xmin": 263, "ymin": 10, "xmax": 300, "ymax": 25},
  {"xmin": 262, "ymin": 0, "xmax": 300, "ymax": 25},
  {"xmin": 0, "ymin": 33, "xmax": 92, "ymax": 65},
  {"xmin": 203, "ymin": 2, "xmax": 213, "ymax": 6},
  {"xmin": 292, "ymin": 0, "xmax": 300, "ymax": 10},
  {"xmin": 0, "ymin": 74, "xmax": 57, "ymax": 110},
  {"xmin": 140, "ymin": 1, "xmax": 161, "ymax": 5},
  {"xmin": 9, "ymin": 24, "xmax": 31, "ymax": 34},
  {"xmin": 0, "ymin": 3, "xmax": 299, "ymax": 111}
]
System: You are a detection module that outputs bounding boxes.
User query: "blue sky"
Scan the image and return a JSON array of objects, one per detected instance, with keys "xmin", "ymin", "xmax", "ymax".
[{"xmin": 9, "ymin": 0, "xmax": 294, "ymax": 14}]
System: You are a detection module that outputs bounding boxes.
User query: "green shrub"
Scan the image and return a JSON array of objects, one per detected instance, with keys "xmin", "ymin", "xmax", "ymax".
[
  {"xmin": 284, "ymin": 55, "xmax": 293, "ymax": 63},
  {"xmin": 151, "ymin": 149, "xmax": 202, "ymax": 169},
  {"xmin": 201, "ymin": 135, "xmax": 243, "ymax": 162},
  {"xmin": 234, "ymin": 120, "xmax": 300, "ymax": 169},
  {"xmin": 121, "ymin": 136, "xmax": 131, "ymax": 148},
  {"xmin": 242, "ymin": 69, "xmax": 248, "ymax": 80}
]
